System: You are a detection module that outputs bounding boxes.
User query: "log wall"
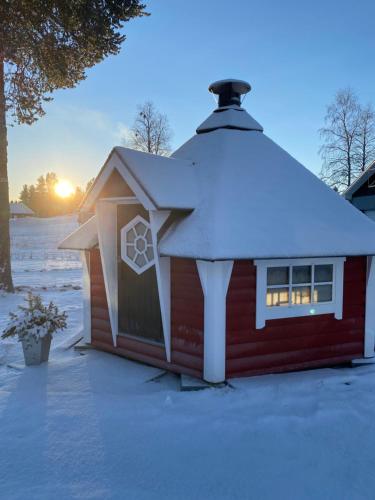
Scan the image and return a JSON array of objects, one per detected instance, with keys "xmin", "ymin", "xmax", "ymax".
[
  {"xmin": 226, "ymin": 257, "xmax": 366, "ymax": 378},
  {"xmin": 89, "ymin": 250, "xmax": 204, "ymax": 378}
]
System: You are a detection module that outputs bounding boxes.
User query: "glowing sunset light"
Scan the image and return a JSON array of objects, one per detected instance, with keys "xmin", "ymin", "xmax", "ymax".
[{"xmin": 55, "ymin": 180, "xmax": 74, "ymax": 198}]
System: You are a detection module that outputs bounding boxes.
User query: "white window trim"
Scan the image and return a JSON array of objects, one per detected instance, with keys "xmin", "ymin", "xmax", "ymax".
[
  {"xmin": 254, "ymin": 257, "xmax": 346, "ymax": 329},
  {"xmin": 120, "ymin": 214, "xmax": 155, "ymax": 275}
]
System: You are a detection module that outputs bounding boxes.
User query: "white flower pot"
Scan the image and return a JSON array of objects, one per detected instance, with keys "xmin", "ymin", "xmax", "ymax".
[{"xmin": 21, "ymin": 334, "xmax": 52, "ymax": 366}]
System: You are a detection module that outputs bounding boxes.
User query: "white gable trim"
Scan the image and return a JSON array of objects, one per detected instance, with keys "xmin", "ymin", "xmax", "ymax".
[
  {"xmin": 150, "ymin": 210, "xmax": 172, "ymax": 362},
  {"xmin": 365, "ymin": 256, "xmax": 375, "ymax": 358},
  {"xmin": 82, "ymin": 150, "xmax": 156, "ymax": 212},
  {"xmin": 96, "ymin": 201, "xmax": 118, "ymax": 346},
  {"xmin": 197, "ymin": 260, "xmax": 233, "ymax": 383}
]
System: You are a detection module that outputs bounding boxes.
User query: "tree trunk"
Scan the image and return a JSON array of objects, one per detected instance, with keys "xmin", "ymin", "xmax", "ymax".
[{"xmin": 0, "ymin": 56, "xmax": 14, "ymax": 292}]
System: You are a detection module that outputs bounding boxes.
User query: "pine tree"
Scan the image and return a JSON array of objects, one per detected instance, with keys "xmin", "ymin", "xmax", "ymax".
[
  {"xmin": 28, "ymin": 185, "xmax": 37, "ymax": 213},
  {"xmin": 0, "ymin": 0, "xmax": 148, "ymax": 292},
  {"xmin": 35, "ymin": 175, "xmax": 48, "ymax": 217},
  {"xmin": 72, "ymin": 187, "xmax": 84, "ymax": 212},
  {"xmin": 19, "ymin": 185, "xmax": 30, "ymax": 206}
]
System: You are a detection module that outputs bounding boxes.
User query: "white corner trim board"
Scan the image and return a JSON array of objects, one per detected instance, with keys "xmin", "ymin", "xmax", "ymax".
[
  {"xmin": 254, "ymin": 257, "xmax": 346, "ymax": 329},
  {"xmin": 96, "ymin": 201, "xmax": 118, "ymax": 346},
  {"xmin": 365, "ymin": 256, "xmax": 375, "ymax": 358},
  {"xmin": 197, "ymin": 260, "xmax": 233, "ymax": 384},
  {"xmin": 81, "ymin": 250, "xmax": 91, "ymax": 344},
  {"xmin": 149, "ymin": 210, "xmax": 172, "ymax": 362}
]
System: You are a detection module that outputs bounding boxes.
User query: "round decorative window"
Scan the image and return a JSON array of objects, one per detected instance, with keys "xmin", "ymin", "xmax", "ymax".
[{"xmin": 120, "ymin": 215, "xmax": 155, "ymax": 274}]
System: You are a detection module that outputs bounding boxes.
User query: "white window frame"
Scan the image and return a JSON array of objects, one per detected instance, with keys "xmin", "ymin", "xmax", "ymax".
[
  {"xmin": 120, "ymin": 214, "xmax": 155, "ymax": 275},
  {"xmin": 254, "ymin": 257, "xmax": 346, "ymax": 329}
]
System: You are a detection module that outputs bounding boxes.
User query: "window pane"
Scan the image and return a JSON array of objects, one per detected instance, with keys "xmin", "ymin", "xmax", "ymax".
[
  {"xmin": 145, "ymin": 229, "xmax": 152, "ymax": 244},
  {"xmin": 135, "ymin": 237, "xmax": 146, "ymax": 252},
  {"xmin": 134, "ymin": 221, "xmax": 147, "ymax": 236},
  {"xmin": 267, "ymin": 287, "xmax": 289, "ymax": 306},
  {"xmin": 126, "ymin": 245, "xmax": 136, "ymax": 260},
  {"xmin": 292, "ymin": 286, "xmax": 311, "ymax": 305},
  {"xmin": 135, "ymin": 253, "xmax": 147, "ymax": 268},
  {"xmin": 267, "ymin": 267, "xmax": 289, "ymax": 286},
  {"xmin": 292, "ymin": 266, "xmax": 311, "ymax": 284},
  {"xmin": 146, "ymin": 246, "xmax": 154, "ymax": 261},
  {"xmin": 314, "ymin": 284, "xmax": 332, "ymax": 302},
  {"xmin": 315, "ymin": 264, "xmax": 333, "ymax": 283},
  {"xmin": 126, "ymin": 228, "xmax": 136, "ymax": 243}
]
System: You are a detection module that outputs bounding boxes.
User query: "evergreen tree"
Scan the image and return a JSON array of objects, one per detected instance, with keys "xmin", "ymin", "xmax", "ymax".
[
  {"xmin": 28, "ymin": 185, "xmax": 37, "ymax": 213},
  {"xmin": 45, "ymin": 172, "xmax": 59, "ymax": 216},
  {"xmin": 0, "ymin": 0, "xmax": 148, "ymax": 292},
  {"xmin": 72, "ymin": 187, "xmax": 84, "ymax": 212},
  {"xmin": 19, "ymin": 185, "xmax": 30, "ymax": 206},
  {"xmin": 35, "ymin": 175, "xmax": 48, "ymax": 216}
]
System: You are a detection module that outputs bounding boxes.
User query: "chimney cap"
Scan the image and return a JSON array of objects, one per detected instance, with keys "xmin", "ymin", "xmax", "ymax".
[
  {"xmin": 208, "ymin": 79, "xmax": 251, "ymax": 108},
  {"xmin": 208, "ymin": 79, "xmax": 251, "ymax": 96}
]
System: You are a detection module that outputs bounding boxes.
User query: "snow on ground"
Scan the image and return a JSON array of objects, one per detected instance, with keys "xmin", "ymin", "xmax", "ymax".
[
  {"xmin": 0, "ymin": 215, "xmax": 82, "ymax": 366},
  {"xmin": 1, "ymin": 216, "xmax": 375, "ymax": 499}
]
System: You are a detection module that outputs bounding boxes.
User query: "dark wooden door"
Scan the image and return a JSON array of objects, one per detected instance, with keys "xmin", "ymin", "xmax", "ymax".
[{"xmin": 117, "ymin": 205, "xmax": 164, "ymax": 343}]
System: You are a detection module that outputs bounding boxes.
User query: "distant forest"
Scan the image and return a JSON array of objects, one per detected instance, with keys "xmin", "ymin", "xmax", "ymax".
[{"xmin": 16, "ymin": 173, "xmax": 94, "ymax": 217}]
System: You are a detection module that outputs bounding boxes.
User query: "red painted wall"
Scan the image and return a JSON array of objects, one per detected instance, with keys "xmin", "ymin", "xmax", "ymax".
[
  {"xmin": 89, "ymin": 250, "xmax": 204, "ymax": 378},
  {"xmin": 90, "ymin": 249, "xmax": 364, "ymax": 380},
  {"xmin": 171, "ymin": 258, "xmax": 204, "ymax": 377},
  {"xmin": 226, "ymin": 257, "xmax": 366, "ymax": 378}
]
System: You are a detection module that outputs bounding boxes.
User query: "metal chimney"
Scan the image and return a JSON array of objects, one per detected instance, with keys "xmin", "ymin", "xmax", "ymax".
[{"xmin": 208, "ymin": 79, "xmax": 251, "ymax": 108}]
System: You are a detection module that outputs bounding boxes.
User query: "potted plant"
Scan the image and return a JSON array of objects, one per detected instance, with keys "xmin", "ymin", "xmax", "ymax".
[{"xmin": 1, "ymin": 292, "xmax": 67, "ymax": 366}]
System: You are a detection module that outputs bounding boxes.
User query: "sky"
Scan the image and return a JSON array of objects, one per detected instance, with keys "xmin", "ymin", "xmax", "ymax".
[{"xmin": 7, "ymin": 0, "xmax": 375, "ymax": 200}]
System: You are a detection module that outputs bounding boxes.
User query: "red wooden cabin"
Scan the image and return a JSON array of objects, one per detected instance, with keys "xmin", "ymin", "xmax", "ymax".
[{"xmin": 60, "ymin": 79, "xmax": 375, "ymax": 383}]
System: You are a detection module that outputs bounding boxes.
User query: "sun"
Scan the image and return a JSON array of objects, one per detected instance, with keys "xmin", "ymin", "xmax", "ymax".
[{"xmin": 55, "ymin": 180, "xmax": 74, "ymax": 198}]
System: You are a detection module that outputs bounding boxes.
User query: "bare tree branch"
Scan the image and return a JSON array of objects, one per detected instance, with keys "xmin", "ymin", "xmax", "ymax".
[
  {"xmin": 126, "ymin": 101, "xmax": 172, "ymax": 156},
  {"xmin": 319, "ymin": 88, "xmax": 375, "ymax": 192}
]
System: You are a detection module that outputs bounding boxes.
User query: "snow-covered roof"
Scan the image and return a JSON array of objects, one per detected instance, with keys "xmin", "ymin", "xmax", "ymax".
[
  {"xmin": 10, "ymin": 202, "xmax": 34, "ymax": 215},
  {"xmin": 82, "ymin": 147, "xmax": 197, "ymax": 212},
  {"xmin": 344, "ymin": 160, "xmax": 375, "ymax": 199},
  {"xmin": 158, "ymin": 104, "xmax": 375, "ymax": 259},
  {"xmin": 74, "ymin": 79, "xmax": 375, "ymax": 260},
  {"xmin": 58, "ymin": 216, "xmax": 98, "ymax": 250}
]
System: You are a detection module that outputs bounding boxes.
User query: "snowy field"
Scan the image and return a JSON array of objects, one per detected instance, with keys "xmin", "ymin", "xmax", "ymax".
[{"xmin": 1, "ymin": 216, "xmax": 375, "ymax": 499}]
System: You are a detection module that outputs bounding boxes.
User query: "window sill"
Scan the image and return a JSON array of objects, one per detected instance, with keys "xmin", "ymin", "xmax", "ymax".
[
  {"xmin": 264, "ymin": 302, "xmax": 337, "ymax": 322},
  {"xmin": 117, "ymin": 331, "xmax": 165, "ymax": 348}
]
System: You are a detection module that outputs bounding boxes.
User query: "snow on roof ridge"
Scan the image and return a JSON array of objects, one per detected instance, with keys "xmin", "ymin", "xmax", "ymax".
[{"xmin": 196, "ymin": 107, "xmax": 263, "ymax": 134}]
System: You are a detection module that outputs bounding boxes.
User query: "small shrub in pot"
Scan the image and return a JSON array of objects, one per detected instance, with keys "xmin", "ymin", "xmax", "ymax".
[{"xmin": 1, "ymin": 292, "xmax": 67, "ymax": 365}]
